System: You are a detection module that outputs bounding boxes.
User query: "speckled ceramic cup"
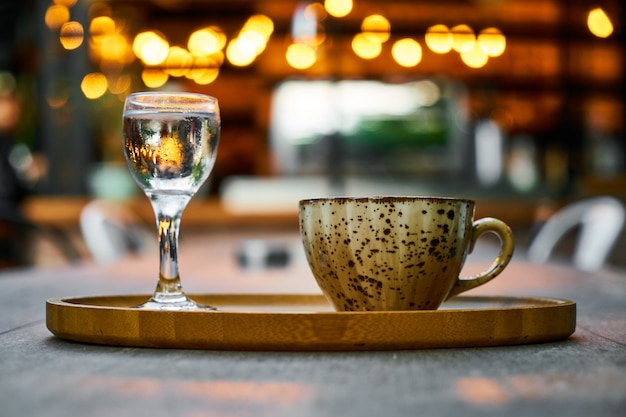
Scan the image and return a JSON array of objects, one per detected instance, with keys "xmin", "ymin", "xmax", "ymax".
[{"xmin": 299, "ymin": 196, "xmax": 514, "ymax": 311}]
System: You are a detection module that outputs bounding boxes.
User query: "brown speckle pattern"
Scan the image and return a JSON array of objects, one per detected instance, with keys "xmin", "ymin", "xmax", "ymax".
[{"xmin": 299, "ymin": 197, "xmax": 475, "ymax": 311}]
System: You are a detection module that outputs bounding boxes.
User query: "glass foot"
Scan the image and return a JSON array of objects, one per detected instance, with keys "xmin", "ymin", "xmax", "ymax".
[{"xmin": 137, "ymin": 296, "xmax": 217, "ymax": 311}]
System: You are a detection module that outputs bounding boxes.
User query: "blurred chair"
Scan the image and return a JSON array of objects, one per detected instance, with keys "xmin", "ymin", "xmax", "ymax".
[
  {"xmin": 1, "ymin": 201, "xmax": 81, "ymax": 267},
  {"xmin": 527, "ymin": 196, "xmax": 625, "ymax": 271},
  {"xmin": 80, "ymin": 200, "xmax": 153, "ymax": 264}
]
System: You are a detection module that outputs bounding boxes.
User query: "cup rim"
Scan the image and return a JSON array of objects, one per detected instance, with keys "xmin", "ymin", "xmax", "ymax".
[{"xmin": 299, "ymin": 196, "xmax": 475, "ymax": 205}]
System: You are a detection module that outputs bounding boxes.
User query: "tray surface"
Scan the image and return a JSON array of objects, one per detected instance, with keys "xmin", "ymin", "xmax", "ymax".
[{"xmin": 46, "ymin": 294, "xmax": 576, "ymax": 351}]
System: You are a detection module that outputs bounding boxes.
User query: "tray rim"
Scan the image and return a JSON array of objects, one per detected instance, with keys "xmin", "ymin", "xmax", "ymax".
[
  {"xmin": 46, "ymin": 293, "xmax": 577, "ymax": 351},
  {"xmin": 47, "ymin": 293, "xmax": 575, "ymax": 314}
]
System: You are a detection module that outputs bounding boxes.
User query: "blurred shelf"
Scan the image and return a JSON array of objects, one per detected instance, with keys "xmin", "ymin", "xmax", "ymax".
[
  {"xmin": 21, "ymin": 196, "xmax": 300, "ymax": 230},
  {"xmin": 22, "ymin": 194, "xmax": 543, "ymax": 231}
]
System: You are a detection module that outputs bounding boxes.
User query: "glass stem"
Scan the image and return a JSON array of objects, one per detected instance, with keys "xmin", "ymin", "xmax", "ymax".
[{"xmin": 149, "ymin": 192, "xmax": 192, "ymax": 304}]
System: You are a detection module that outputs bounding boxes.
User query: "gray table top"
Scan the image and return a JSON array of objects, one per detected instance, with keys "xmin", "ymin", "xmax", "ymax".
[{"xmin": 1, "ymin": 233, "xmax": 625, "ymax": 417}]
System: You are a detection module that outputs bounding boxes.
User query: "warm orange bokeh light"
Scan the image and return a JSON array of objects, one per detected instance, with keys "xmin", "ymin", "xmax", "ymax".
[
  {"xmin": 185, "ymin": 54, "xmax": 222, "ymax": 83},
  {"xmin": 54, "ymin": 0, "xmax": 78, "ymax": 7},
  {"xmin": 193, "ymin": 68, "xmax": 220, "ymax": 85},
  {"xmin": 477, "ymin": 27, "xmax": 506, "ymax": 57},
  {"xmin": 425, "ymin": 24, "xmax": 453, "ymax": 54},
  {"xmin": 461, "ymin": 42, "xmax": 489, "ymax": 68},
  {"xmin": 207, "ymin": 26, "xmax": 227, "ymax": 51},
  {"xmin": 107, "ymin": 74, "xmax": 131, "ymax": 95},
  {"xmin": 45, "ymin": 5, "xmax": 70, "ymax": 30},
  {"xmin": 81, "ymin": 73, "xmax": 108, "ymax": 99},
  {"xmin": 455, "ymin": 377, "xmax": 509, "ymax": 404},
  {"xmin": 59, "ymin": 21, "xmax": 84, "ymax": 50},
  {"xmin": 352, "ymin": 33, "xmax": 382, "ymax": 59},
  {"xmin": 243, "ymin": 14, "xmax": 274, "ymax": 40},
  {"xmin": 587, "ymin": 8, "xmax": 613, "ymax": 38},
  {"xmin": 239, "ymin": 30, "xmax": 267, "ymax": 56},
  {"xmin": 87, "ymin": 2, "xmax": 112, "ymax": 20},
  {"xmin": 226, "ymin": 38, "xmax": 257, "ymax": 67},
  {"xmin": 451, "ymin": 24, "xmax": 475, "ymax": 53},
  {"xmin": 45, "ymin": 80, "xmax": 70, "ymax": 109},
  {"xmin": 133, "ymin": 31, "xmax": 169, "ymax": 66},
  {"xmin": 305, "ymin": 2, "xmax": 327, "ymax": 21},
  {"xmin": 286, "ymin": 42, "xmax": 316, "ymax": 69},
  {"xmin": 225, "ymin": 14, "xmax": 274, "ymax": 67},
  {"xmin": 325, "ymin": 0, "xmax": 352, "ymax": 18},
  {"xmin": 141, "ymin": 69, "xmax": 169, "ymax": 88},
  {"xmin": 100, "ymin": 33, "xmax": 134, "ymax": 64},
  {"xmin": 188, "ymin": 28, "xmax": 224, "ymax": 56},
  {"xmin": 89, "ymin": 16, "xmax": 115, "ymax": 42},
  {"xmin": 392, "ymin": 38, "xmax": 422, "ymax": 67},
  {"xmin": 164, "ymin": 46, "xmax": 193, "ymax": 77},
  {"xmin": 361, "ymin": 14, "xmax": 390, "ymax": 43}
]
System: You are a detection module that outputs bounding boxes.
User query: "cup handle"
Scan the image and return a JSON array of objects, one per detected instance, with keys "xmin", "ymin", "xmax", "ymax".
[{"xmin": 446, "ymin": 217, "xmax": 515, "ymax": 299}]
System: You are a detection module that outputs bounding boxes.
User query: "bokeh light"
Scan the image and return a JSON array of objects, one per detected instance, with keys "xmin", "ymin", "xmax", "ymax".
[
  {"xmin": 451, "ymin": 24, "xmax": 475, "ymax": 52},
  {"xmin": 244, "ymin": 14, "xmax": 274, "ymax": 40},
  {"xmin": 107, "ymin": 74, "xmax": 131, "ymax": 95},
  {"xmin": 45, "ymin": 79, "xmax": 71, "ymax": 109},
  {"xmin": 286, "ymin": 42, "xmax": 317, "ymax": 69},
  {"xmin": 59, "ymin": 21, "xmax": 84, "ymax": 50},
  {"xmin": 45, "ymin": 5, "xmax": 70, "ymax": 30},
  {"xmin": 324, "ymin": 0, "xmax": 352, "ymax": 18},
  {"xmin": 89, "ymin": 16, "xmax": 116, "ymax": 42},
  {"xmin": 352, "ymin": 33, "xmax": 382, "ymax": 59},
  {"xmin": 133, "ymin": 31, "xmax": 169, "ymax": 66},
  {"xmin": 305, "ymin": 2, "xmax": 327, "ymax": 21},
  {"xmin": 477, "ymin": 27, "xmax": 506, "ymax": 57},
  {"xmin": 100, "ymin": 32, "xmax": 134, "ymax": 64},
  {"xmin": 87, "ymin": 2, "xmax": 112, "ymax": 20},
  {"xmin": 81, "ymin": 73, "xmax": 108, "ymax": 99},
  {"xmin": 425, "ymin": 24, "xmax": 453, "ymax": 54},
  {"xmin": 392, "ymin": 38, "xmax": 422, "ymax": 67},
  {"xmin": 141, "ymin": 69, "xmax": 169, "ymax": 88},
  {"xmin": 193, "ymin": 68, "xmax": 220, "ymax": 85},
  {"xmin": 188, "ymin": 27, "xmax": 225, "ymax": 56},
  {"xmin": 461, "ymin": 42, "xmax": 489, "ymax": 68},
  {"xmin": 164, "ymin": 46, "xmax": 193, "ymax": 77},
  {"xmin": 226, "ymin": 37, "xmax": 258, "ymax": 67},
  {"xmin": 54, "ymin": 0, "xmax": 78, "ymax": 7},
  {"xmin": 186, "ymin": 55, "xmax": 208, "ymax": 79},
  {"xmin": 239, "ymin": 30, "xmax": 267, "ymax": 56},
  {"xmin": 361, "ymin": 14, "xmax": 390, "ymax": 43},
  {"xmin": 226, "ymin": 14, "xmax": 274, "ymax": 67},
  {"xmin": 587, "ymin": 8, "xmax": 613, "ymax": 38}
]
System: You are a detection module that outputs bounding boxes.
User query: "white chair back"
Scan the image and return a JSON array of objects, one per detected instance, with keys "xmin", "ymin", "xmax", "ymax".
[{"xmin": 527, "ymin": 196, "xmax": 625, "ymax": 271}]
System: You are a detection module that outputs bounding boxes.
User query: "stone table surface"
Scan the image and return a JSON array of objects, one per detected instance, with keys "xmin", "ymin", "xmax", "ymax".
[{"xmin": 1, "ymin": 231, "xmax": 625, "ymax": 417}]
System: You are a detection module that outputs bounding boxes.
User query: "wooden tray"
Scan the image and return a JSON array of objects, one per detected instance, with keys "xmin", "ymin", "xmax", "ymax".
[{"xmin": 46, "ymin": 294, "xmax": 576, "ymax": 351}]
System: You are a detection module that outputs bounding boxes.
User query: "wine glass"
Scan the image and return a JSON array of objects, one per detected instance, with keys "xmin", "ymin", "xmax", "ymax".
[{"xmin": 122, "ymin": 92, "xmax": 220, "ymax": 310}]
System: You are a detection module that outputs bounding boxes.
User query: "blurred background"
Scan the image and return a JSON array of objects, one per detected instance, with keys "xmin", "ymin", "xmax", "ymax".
[{"xmin": 0, "ymin": 0, "xmax": 624, "ymax": 267}]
